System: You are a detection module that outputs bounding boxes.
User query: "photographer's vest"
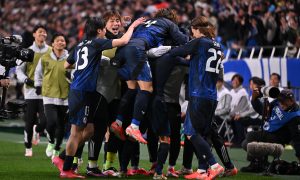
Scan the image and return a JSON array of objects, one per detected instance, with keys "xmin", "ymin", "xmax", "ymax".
[
  {"xmin": 40, "ymin": 53, "xmax": 69, "ymax": 99},
  {"xmin": 263, "ymin": 104, "xmax": 300, "ymax": 132},
  {"xmin": 26, "ymin": 47, "xmax": 52, "ymax": 88}
]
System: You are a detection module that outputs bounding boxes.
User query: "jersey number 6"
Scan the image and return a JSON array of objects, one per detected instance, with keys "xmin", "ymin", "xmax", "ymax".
[
  {"xmin": 206, "ymin": 48, "xmax": 222, "ymax": 74},
  {"xmin": 75, "ymin": 46, "xmax": 89, "ymax": 70}
]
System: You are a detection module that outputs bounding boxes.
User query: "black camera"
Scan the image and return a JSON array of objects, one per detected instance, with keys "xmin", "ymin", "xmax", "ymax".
[
  {"xmin": 259, "ymin": 86, "xmax": 280, "ymax": 99},
  {"xmin": 0, "ymin": 35, "xmax": 34, "ymax": 68}
]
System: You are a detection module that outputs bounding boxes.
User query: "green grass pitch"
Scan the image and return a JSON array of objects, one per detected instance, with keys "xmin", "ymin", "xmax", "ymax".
[{"xmin": 0, "ymin": 131, "xmax": 299, "ymax": 179}]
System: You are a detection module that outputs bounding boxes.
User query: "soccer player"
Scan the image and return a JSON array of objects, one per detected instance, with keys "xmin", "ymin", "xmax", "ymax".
[
  {"xmin": 86, "ymin": 10, "xmax": 125, "ymax": 176},
  {"xmin": 169, "ymin": 16, "xmax": 225, "ymax": 179},
  {"xmin": 16, "ymin": 25, "xmax": 50, "ymax": 157},
  {"xmin": 34, "ymin": 33, "xmax": 69, "ymax": 159},
  {"xmin": 52, "ymin": 16, "xmax": 145, "ymax": 178},
  {"xmin": 110, "ymin": 8, "xmax": 188, "ymax": 144},
  {"xmin": 142, "ymin": 44, "xmax": 190, "ymax": 179}
]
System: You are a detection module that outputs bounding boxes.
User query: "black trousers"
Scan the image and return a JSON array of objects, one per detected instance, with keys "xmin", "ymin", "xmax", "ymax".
[
  {"xmin": 147, "ymin": 102, "xmax": 182, "ymax": 166},
  {"xmin": 232, "ymin": 117, "xmax": 263, "ymax": 145},
  {"xmin": 104, "ymin": 99, "xmax": 123, "ymax": 155},
  {"xmin": 88, "ymin": 93, "xmax": 110, "ymax": 161},
  {"xmin": 182, "ymin": 135, "xmax": 195, "ymax": 169},
  {"xmin": 24, "ymin": 99, "xmax": 47, "ymax": 148},
  {"xmin": 167, "ymin": 103, "xmax": 181, "ymax": 166},
  {"xmin": 44, "ymin": 104, "xmax": 68, "ymax": 151}
]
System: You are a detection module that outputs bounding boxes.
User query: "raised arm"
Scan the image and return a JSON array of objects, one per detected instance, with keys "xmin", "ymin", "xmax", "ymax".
[{"xmin": 112, "ymin": 17, "xmax": 146, "ymax": 47}]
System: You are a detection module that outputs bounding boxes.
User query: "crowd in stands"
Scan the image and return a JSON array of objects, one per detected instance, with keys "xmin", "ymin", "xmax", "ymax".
[{"xmin": 1, "ymin": 0, "xmax": 300, "ymax": 51}]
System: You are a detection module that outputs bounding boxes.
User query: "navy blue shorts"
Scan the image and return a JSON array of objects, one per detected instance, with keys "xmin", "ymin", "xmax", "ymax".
[
  {"xmin": 184, "ymin": 97, "xmax": 218, "ymax": 136},
  {"xmin": 68, "ymin": 89, "xmax": 101, "ymax": 127},
  {"xmin": 116, "ymin": 46, "xmax": 152, "ymax": 82}
]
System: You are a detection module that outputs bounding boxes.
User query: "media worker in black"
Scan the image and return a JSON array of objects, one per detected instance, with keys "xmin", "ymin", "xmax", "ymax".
[{"xmin": 241, "ymin": 89, "xmax": 300, "ymax": 172}]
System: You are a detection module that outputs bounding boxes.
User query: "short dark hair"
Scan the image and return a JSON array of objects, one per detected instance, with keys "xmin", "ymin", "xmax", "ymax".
[
  {"xmin": 270, "ymin": 73, "xmax": 281, "ymax": 81},
  {"xmin": 232, "ymin": 74, "xmax": 244, "ymax": 84},
  {"xmin": 250, "ymin": 76, "xmax": 265, "ymax": 86},
  {"xmin": 33, "ymin": 25, "xmax": 47, "ymax": 33},
  {"xmin": 84, "ymin": 17, "xmax": 106, "ymax": 40},
  {"xmin": 51, "ymin": 32, "xmax": 67, "ymax": 44}
]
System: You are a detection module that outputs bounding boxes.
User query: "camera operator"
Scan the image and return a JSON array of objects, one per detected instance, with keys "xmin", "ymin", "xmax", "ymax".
[
  {"xmin": 16, "ymin": 25, "xmax": 51, "ymax": 157},
  {"xmin": 241, "ymin": 89, "xmax": 300, "ymax": 172}
]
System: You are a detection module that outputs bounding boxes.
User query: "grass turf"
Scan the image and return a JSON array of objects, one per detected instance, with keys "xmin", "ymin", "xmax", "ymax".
[{"xmin": 0, "ymin": 132, "xmax": 299, "ymax": 179}]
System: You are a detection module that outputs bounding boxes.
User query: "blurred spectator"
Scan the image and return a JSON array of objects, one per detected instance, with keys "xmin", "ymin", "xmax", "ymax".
[
  {"xmin": 214, "ymin": 77, "xmax": 232, "ymax": 139},
  {"xmin": 215, "ymin": 77, "xmax": 231, "ymax": 119},
  {"xmin": 1, "ymin": 0, "xmax": 299, "ymax": 50},
  {"xmin": 229, "ymin": 74, "xmax": 251, "ymax": 146},
  {"xmin": 268, "ymin": 72, "xmax": 284, "ymax": 102},
  {"xmin": 269, "ymin": 73, "xmax": 283, "ymax": 90}
]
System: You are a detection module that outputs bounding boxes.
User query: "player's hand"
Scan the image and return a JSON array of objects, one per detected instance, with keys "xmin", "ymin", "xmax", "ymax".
[
  {"xmin": 0, "ymin": 78, "xmax": 10, "ymax": 88},
  {"xmin": 24, "ymin": 78, "xmax": 34, "ymax": 86},
  {"xmin": 185, "ymin": 55, "xmax": 191, "ymax": 60},
  {"xmin": 122, "ymin": 16, "xmax": 132, "ymax": 26},
  {"xmin": 130, "ymin": 17, "xmax": 146, "ymax": 29}
]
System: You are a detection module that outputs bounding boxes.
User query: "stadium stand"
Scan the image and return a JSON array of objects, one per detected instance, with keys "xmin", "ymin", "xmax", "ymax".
[{"xmin": 1, "ymin": 0, "xmax": 299, "ymax": 51}]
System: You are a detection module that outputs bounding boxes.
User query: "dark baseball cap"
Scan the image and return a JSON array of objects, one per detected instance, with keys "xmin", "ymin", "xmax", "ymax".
[{"xmin": 277, "ymin": 89, "xmax": 294, "ymax": 102}]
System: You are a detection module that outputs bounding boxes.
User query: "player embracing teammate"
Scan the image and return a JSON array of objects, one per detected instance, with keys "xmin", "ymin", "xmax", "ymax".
[
  {"xmin": 48, "ymin": 9, "xmax": 238, "ymax": 180},
  {"xmin": 52, "ymin": 16, "xmax": 145, "ymax": 178}
]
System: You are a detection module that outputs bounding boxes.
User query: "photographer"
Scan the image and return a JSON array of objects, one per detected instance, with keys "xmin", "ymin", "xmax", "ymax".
[
  {"xmin": 241, "ymin": 89, "xmax": 300, "ymax": 172},
  {"xmin": 16, "ymin": 25, "xmax": 51, "ymax": 157}
]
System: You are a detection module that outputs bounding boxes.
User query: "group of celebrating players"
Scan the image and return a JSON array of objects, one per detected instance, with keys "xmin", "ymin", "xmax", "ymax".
[{"xmin": 18, "ymin": 8, "xmax": 238, "ymax": 179}]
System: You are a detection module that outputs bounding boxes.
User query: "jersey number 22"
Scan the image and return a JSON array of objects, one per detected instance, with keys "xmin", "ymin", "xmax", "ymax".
[{"xmin": 206, "ymin": 48, "xmax": 222, "ymax": 74}]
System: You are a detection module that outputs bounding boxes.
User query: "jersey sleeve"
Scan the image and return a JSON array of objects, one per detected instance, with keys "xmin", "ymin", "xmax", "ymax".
[
  {"xmin": 168, "ymin": 21, "xmax": 189, "ymax": 45},
  {"xmin": 169, "ymin": 39, "xmax": 200, "ymax": 57},
  {"xmin": 94, "ymin": 39, "xmax": 113, "ymax": 52},
  {"xmin": 67, "ymin": 48, "xmax": 76, "ymax": 65}
]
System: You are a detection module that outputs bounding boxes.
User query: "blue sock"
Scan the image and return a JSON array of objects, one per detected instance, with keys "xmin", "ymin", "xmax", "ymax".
[{"xmin": 132, "ymin": 119, "xmax": 140, "ymax": 126}]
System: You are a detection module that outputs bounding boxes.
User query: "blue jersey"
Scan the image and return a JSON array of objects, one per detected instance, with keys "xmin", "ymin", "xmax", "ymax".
[
  {"xmin": 67, "ymin": 38, "xmax": 113, "ymax": 92},
  {"xmin": 132, "ymin": 17, "xmax": 188, "ymax": 49},
  {"xmin": 169, "ymin": 37, "xmax": 222, "ymax": 100}
]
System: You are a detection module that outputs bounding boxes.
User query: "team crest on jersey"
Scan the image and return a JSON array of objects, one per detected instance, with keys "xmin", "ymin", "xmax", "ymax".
[
  {"xmin": 213, "ymin": 41, "xmax": 220, "ymax": 48},
  {"xmin": 83, "ymin": 117, "xmax": 87, "ymax": 124}
]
